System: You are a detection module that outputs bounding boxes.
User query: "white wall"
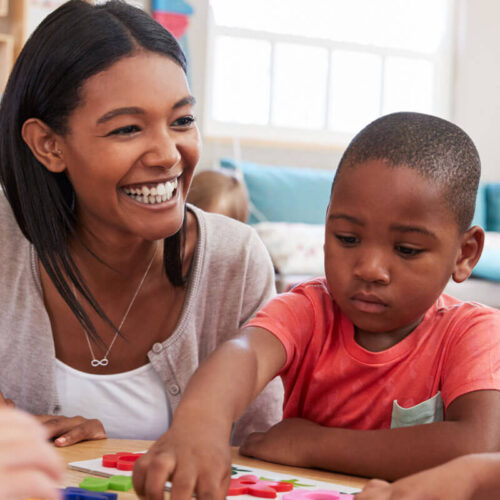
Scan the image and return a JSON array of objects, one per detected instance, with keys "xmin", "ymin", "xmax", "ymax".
[
  {"xmin": 453, "ymin": 0, "xmax": 500, "ymax": 181},
  {"xmin": 187, "ymin": 0, "xmax": 500, "ymax": 180}
]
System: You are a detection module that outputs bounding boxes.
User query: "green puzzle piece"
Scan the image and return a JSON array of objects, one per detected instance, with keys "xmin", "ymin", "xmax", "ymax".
[
  {"xmin": 108, "ymin": 475, "xmax": 133, "ymax": 492},
  {"xmin": 259, "ymin": 477, "xmax": 314, "ymax": 488},
  {"xmin": 79, "ymin": 477, "xmax": 109, "ymax": 491},
  {"xmin": 79, "ymin": 475, "xmax": 133, "ymax": 492},
  {"xmin": 232, "ymin": 466, "xmax": 252, "ymax": 475}
]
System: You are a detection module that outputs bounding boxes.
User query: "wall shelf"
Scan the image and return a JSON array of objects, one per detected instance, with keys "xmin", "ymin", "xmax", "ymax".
[{"xmin": 0, "ymin": 0, "xmax": 8, "ymax": 17}]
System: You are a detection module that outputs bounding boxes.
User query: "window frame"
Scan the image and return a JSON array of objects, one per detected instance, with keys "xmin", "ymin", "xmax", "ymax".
[{"xmin": 203, "ymin": 0, "xmax": 456, "ymax": 147}]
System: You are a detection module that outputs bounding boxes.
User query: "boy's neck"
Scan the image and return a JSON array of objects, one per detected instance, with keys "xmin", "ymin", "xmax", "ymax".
[{"xmin": 354, "ymin": 315, "xmax": 425, "ymax": 352}]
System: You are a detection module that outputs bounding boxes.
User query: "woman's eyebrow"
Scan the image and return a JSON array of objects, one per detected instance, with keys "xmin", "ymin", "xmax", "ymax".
[
  {"xmin": 173, "ymin": 95, "xmax": 196, "ymax": 109},
  {"xmin": 97, "ymin": 107, "xmax": 144, "ymax": 124}
]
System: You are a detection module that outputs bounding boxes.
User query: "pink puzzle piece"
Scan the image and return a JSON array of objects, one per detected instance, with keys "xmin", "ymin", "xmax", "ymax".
[
  {"xmin": 228, "ymin": 475, "xmax": 294, "ymax": 498},
  {"xmin": 283, "ymin": 490, "xmax": 354, "ymax": 500},
  {"xmin": 101, "ymin": 452, "xmax": 144, "ymax": 471}
]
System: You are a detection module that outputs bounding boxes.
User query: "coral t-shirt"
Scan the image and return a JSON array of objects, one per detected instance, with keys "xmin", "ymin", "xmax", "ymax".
[{"xmin": 247, "ymin": 278, "xmax": 500, "ymax": 430}]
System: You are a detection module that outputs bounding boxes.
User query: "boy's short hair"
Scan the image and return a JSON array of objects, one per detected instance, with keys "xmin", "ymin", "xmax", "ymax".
[
  {"xmin": 187, "ymin": 169, "xmax": 249, "ymax": 223},
  {"xmin": 334, "ymin": 112, "xmax": 481, "ymax": 232}
]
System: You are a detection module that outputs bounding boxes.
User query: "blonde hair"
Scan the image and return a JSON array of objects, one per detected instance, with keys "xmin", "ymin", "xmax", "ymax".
[{"xmin": 187, "ymin": 169, "xmax": 249, "ymax": 223}]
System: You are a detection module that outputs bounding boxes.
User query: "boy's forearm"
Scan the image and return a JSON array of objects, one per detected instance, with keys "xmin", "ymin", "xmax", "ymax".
[{"xmin": 303, "ymin": 421, "xmax": 493, "ymax": 480}]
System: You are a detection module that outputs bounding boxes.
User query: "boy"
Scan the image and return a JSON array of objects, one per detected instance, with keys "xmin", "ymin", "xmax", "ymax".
[{"xmin": 133, "ymin": 113, "xmax": 500, "ymax": 500}]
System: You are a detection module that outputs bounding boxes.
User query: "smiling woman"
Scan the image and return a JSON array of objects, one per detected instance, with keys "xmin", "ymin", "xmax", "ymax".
[{"xmin": 0, "ymin": 0, "xmax": 282, "ymax": 446}]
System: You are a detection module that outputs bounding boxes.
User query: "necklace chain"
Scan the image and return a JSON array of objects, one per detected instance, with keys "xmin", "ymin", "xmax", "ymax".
[{"xmin": 74, "ymin": 243, "xmax": 158, "ymax": 368}]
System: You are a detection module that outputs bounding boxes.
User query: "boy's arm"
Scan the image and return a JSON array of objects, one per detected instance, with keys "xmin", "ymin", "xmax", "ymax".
[
  {"xmin": 356, "ymin": 453, "xmax": 500, "ymax": 500},
  {"xmin": 132, "ymin": 326, "xmax": 286, "ymax": 500},
  {"xmin": 240, "ymin": 389, "xmax": 500, "ymax": 481}
]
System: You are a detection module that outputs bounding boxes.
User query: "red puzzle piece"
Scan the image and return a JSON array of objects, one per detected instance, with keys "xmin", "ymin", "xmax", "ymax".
[
  {"xmin": 228, "ymin": 475, "xmax": 294, "ymax": 498},
  {"xmin": 101, "ymin": 452, "xmax": 144, "ymax": 471}
]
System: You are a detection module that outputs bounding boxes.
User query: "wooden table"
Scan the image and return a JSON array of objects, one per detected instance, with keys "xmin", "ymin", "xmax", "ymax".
[{"xmin": 60, "ymin": 439, "xmax": 368, "ymax": 498}]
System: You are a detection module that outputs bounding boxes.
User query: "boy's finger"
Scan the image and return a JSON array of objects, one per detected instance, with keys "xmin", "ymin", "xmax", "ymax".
[{"xmin": 169, "ymin": 465, "xmax": 197, "ymax": 500}]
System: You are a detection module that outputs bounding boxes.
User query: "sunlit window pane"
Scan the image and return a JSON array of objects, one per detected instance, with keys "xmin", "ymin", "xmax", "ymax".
[
  {"xmin": 382, "ymin": 57, "xmax": 434, "ymax": 115},
  {"xmin": 210, "ymin": 0, "xmax": 447, "ymax": 53},
  {"xmin": 211, "ymin": 36, "xmax": 271, "ymax": 125},
  {"xmin": 272, "ymin": 43, "xmax": 328, "ymax": 130},
  {"xmin": 329, "ymin": 51, "xmax": 382, "ymax": 133}
]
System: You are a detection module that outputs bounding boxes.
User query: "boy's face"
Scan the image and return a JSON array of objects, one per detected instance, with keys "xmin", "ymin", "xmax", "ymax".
[{"xmin": 325, "ymin": 159, "xmax": 463, "ymax": 347}]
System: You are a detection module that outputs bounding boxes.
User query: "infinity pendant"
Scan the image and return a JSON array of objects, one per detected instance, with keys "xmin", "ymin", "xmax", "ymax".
[{"xmin": 91, "ymin": 358, "xmax": 109, "ymax": 367}]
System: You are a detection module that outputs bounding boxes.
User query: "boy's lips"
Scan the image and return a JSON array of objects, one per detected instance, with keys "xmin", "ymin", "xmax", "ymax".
[{"xmin": 350, "ymin": 292, "xmax": 388, "ymax": 313}]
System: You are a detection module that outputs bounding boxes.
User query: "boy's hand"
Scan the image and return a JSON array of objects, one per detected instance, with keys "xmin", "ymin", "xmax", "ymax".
[
  {"xmin": 132, "ymin": 416, "xmax": 232, "ymax": 500},
  {"xmin": 356, "ymin": 457, "xmax": 477, "ymax": 500},
  {"xmin": 0, "ymin": 408, "xmax": 64, "ymax": 500},
  {"xmin": 36, "ymin": 414, "xmax": 106, "ymax": 446},
  {"xmin": 240, "ymin": 418, "xmax": 318, "ymax": 467}
]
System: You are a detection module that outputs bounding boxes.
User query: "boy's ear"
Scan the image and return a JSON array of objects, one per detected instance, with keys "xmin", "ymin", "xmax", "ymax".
[
  {"xmin": 452, "ymin": 226, "xmax": 485, "ymax": 283},
  {"xmin": 21, "ymin": 118, "xmax": 66, "ymax": 173}
]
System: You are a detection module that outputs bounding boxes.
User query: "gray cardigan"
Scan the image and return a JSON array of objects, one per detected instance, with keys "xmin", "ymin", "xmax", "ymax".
[{"xmin": 0, "ymin": 195, "xmax": 283, "ymax": 444}]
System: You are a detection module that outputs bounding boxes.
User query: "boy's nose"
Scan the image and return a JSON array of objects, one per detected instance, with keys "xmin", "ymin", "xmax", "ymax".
[{"xmin": 353, "ymin": 254, "xmax": 390, "ymax": 285}]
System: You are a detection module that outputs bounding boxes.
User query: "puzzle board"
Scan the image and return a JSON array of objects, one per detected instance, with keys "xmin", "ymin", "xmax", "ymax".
[{"xmin": 68, "ymin": 454, "xmax": 361, "ymax": 498}]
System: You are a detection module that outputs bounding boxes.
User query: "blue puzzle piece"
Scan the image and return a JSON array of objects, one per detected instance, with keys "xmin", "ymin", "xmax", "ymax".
[
  {"xmin": 152, "ymin": 0, "xmax": 194, "ymax": 15},
  {"xmin": 61, "ymin": 487, "xmax": 118, "ymax": 500}
]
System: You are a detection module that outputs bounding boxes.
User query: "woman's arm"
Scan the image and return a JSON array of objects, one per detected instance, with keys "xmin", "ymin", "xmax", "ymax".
[
  {"xmin": 132, "ymin": 326, "xmax": 287, "ymax": 500},
  {"xmin": 240, "ymin": 389, "xmax": 500, "ymax": 480}
]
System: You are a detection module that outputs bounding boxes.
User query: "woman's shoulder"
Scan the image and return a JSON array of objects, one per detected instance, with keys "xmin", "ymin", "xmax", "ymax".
[
  {"xmin": 189, "ymin": 204, "xmax": 261, "ymax": 254},
  {"xmin": 0, "ymin": 191, "xmax": 28, "ymax": 251}
]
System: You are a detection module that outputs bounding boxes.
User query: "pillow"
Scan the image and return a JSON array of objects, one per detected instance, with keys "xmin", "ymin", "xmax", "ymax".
[
  {"xmin": 253, "ymin": 222, "xmax": 324, "ymax": 275},
  {"xmin": 471, "ymin": 231, "xmax": 500, "ymax": 282},
  {"xmin": 486, "ymin": 184, "xmax": 500, "ymax": 231},
  {"xmin": 221, "ymin": 158, "xmax": 334, "ymax": 225}
]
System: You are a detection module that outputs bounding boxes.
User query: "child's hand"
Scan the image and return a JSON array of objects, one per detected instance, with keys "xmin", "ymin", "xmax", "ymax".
[
  {"xmin": 133, "ymin": 415, "xmax": 232, "ymax": 500},
  {"xmin": 356, "ymin": 457, "xmax": 477, "ymax": 500},
  {"xmin": 240, "ymin": 418, "xmax": 319, "ymax": 467},
  {"xmin": 0, "ymin": 408, "xmax": 64, "ymax": 500},
  {"xmin": 36, "ymin": 414, "xmax": 107, "ymax": 447}
]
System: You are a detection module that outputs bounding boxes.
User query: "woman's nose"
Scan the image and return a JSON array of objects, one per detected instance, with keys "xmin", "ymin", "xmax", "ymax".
[{"xmin": 142, "ymin": 128, "xmax": 181, "ymax": 168}]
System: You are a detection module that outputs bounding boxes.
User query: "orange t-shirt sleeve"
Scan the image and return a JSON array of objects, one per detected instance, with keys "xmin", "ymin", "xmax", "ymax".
[
  {"xmin": 441, "ymin": 306, "xmax": 500, "ymax": 407},
  {"xmin": 246, "ymin": 286, "xmax": 317, "ymax": 374}
]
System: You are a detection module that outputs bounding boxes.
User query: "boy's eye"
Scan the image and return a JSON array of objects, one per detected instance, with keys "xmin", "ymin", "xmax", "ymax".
[
  {"xmin": 107, "ymin": 125, "xmax": 141, "ymax": 136},
  {"xmin": 335, "ymin": 234, "xmax": 359, "ymax": 246},
  {"xmin": 395, "ymin": 245, "xmax": 423, "ymax": 257},
  {"xmin": 171, "ymin": 115, "xmax": 196, "ymax": 127}
]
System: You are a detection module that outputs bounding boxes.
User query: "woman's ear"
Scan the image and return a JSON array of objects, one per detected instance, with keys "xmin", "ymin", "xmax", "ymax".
[
  {"xmin": 21, "ymin": 118, "xmax": 66, "ymax": 173},
  {"xmin": 452, "ymin": 226, "xmax": 485, "ymax": 283}
]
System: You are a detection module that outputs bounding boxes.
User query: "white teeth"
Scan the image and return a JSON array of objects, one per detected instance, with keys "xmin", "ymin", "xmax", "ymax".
[{"xmin": 123, "ymin": 177, "xmax": 179, "ymax": 205}]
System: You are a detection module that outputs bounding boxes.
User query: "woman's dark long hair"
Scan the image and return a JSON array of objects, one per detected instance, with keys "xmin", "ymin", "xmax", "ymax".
[{"xmin": 0, "ymin": 0, "xmax": 189, "ymax": 345}]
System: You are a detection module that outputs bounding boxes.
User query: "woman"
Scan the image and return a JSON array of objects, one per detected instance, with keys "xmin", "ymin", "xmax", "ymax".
[{"xmin": 0, "ymin": 0, "xmax": 282, "ymax": 445}]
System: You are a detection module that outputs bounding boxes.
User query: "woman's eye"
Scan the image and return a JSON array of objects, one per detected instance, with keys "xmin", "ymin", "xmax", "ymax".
[
  {"xmin": 172, "ymin": 115, "xmax": 196, "ymax": 127},
  {"xmin": 335, "ymin": 234, "xmax": 359, "ymax": 245},
  {"xmin": 107, "ymin": 125, "xmax": 141, "ymax": 136},
  {"xmin": 395, "ymin": 245, "xmax": 422, "ymax": 257}
]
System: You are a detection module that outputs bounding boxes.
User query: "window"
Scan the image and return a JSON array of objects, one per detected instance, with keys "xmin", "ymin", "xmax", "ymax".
[{"xmin": 204, "ymin": 0, "xmax": 454, "ymax": 146}]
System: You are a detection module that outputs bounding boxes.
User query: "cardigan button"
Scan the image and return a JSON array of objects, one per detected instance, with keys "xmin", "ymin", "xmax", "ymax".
[
  {"xmin": 152, "ymin": 342, "xmax": 163, "ymax": 353},
  {"xmin": 168, "ymin": 385, "xmax": 180, "ymax": 396}
]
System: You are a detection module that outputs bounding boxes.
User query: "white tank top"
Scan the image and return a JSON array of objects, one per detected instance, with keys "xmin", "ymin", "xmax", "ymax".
[{"xmin": 55, "ymin": 360, "xmax": 170, "ymax": 440}]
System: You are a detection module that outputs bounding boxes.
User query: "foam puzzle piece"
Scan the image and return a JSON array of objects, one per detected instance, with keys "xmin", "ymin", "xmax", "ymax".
[
  {"xmin": 108, "ymin": 476, "xmax": 134, "ymax": 492},
  {"xmin": 102, "ymin": 452, "xmax": 143, "ymax": 471},
  {"xmin": 228, "ymin": 474, "xmax": 294, "ymax": 498},
  {"xmin": 79, "ymin": 477, "xmax": 109, "ymax": 491},
  {"xmin": 61, "ymin": 487, "xmax": 117, "ymax": 500},
  {"xmin": 283, "ymin": 490, "xmax": 355, "ymax": 500},
  {"xmin": 79, "ymin": 475, "xmax": 134, "ymax": 493}
]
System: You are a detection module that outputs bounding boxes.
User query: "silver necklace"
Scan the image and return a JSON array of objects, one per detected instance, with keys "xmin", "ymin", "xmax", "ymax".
[{"xmin": 73, "ymin": 243, "xmax": 158, "ymax": 368}]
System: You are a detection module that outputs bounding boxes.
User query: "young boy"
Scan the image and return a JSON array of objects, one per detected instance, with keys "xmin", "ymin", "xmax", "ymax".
[{"xmin": 132, "ymin": 112, "xmax": 500, "ymax": 499}]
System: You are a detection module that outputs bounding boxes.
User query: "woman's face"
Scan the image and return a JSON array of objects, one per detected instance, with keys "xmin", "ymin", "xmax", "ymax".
[{"xmin": 58, "ymin": 51, "xmax": 200, "ymax": 243}]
